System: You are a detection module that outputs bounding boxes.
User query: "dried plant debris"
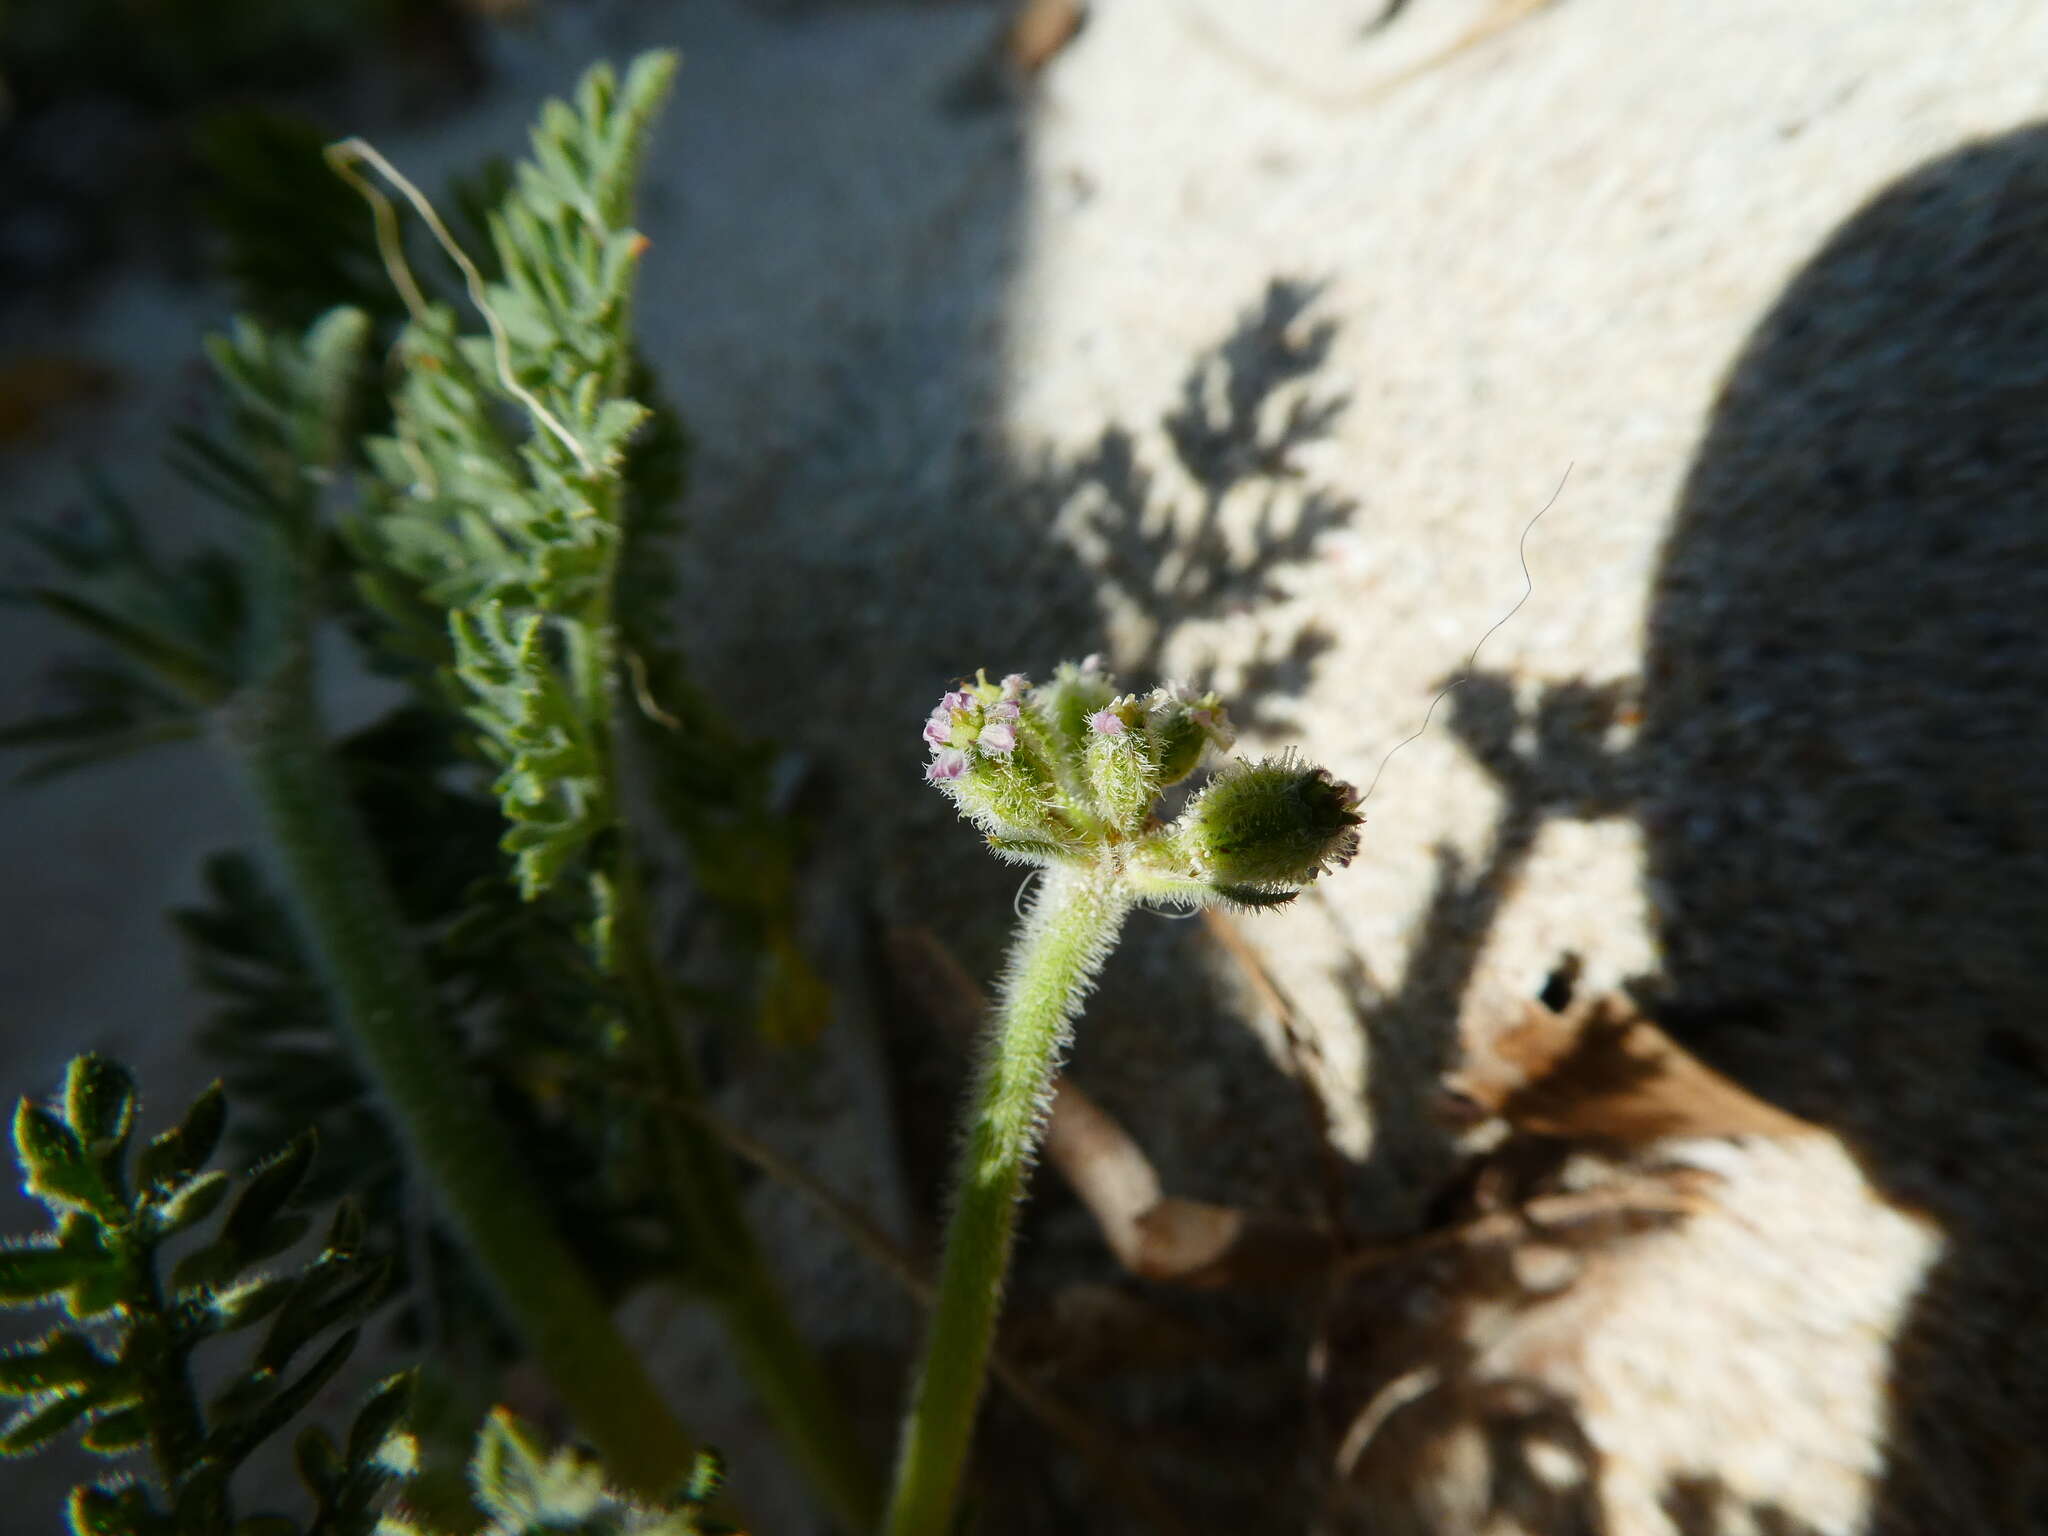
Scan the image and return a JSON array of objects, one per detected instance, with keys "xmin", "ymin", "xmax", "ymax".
[
  {"xmin": 1446, "ymin": 990, "xmax": 1816, "ymax": 1148},
  {"xmin": 1321, "ymin": 987, "xmax": 1943, "ymax": 1536}
]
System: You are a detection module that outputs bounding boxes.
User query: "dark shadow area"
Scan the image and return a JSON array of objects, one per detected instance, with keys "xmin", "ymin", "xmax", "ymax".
[
  {"xmin": 1640, "ymin": 126, "xmax": 2048, "ymax": 1531},
  {"xmin": 0, "ymin": 0, "xmax": 492, "ymax": 317},
  {"xmin": 1660, "ymin": 1475, "xmax": 1827, "ymax": 1536}
]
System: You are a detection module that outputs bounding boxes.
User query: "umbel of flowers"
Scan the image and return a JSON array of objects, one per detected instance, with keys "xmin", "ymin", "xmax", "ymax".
[
  {"xmin": 887, "ymin": 658, "xmax": 1361, "ymax": 1536},
  {"xmin": 920, "ymin": 656, "xmax": 1362, "ymax": 910}
]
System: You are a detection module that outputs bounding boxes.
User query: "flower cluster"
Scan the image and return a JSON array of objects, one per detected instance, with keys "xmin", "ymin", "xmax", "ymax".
[
  {"xmin": 918, "ymin": 660, "xmax": 1360, "ymax": 909},
  {"xmin": 922, "ymin": 672, "xmax": 1028, "ymax": 784}
]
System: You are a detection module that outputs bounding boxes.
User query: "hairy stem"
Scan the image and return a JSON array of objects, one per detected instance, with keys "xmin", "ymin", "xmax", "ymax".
[
  {"xmin": 884, "ymin": 860, "xmax": 1131, "ymax": 1536},
  {"xmin": 113, "ymin": 1228, "xmax": 223, "ymax": 1533},
  {"xmin": 220, "ymin": 645, "xmax": 697, "ymax": 1496}
]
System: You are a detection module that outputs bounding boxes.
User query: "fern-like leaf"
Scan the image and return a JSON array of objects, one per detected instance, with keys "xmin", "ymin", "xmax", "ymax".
[
  {"xmin": 3, "ymin": 1057, "xmax": 400, "ymax": 1534},
  {"xmin": 349, "ymin": 56, "xmax": 675, "ymax": 903}
]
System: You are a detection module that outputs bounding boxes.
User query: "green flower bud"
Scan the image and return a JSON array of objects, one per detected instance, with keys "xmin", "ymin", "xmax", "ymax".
[
  {"xmin": 1035, "ymin": 656, "xmax": 1117, "ymax": 765},
  {"xmin": 952, "ymin": 751, "xmax": 1067, "ymax": 844},
  {"xmin": 1144, "ymin": 684, "xmax": 1234, "ymax": 787},
  {"xmin": 1083, "ymin": 698, "xmax": 1158, "ymax": 831},
  {"xmin": 1177, "ymin": 755, "xmax": 1364, "ymax": 889}
]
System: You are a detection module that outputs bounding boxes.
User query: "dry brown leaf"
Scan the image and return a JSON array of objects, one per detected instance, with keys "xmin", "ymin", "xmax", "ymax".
[
  {"xmin": 1008, "ymin": 0, "xmax": 1087, "ymax": 77},
  {"xmin": 1451, "ymin": 993, "xmax": 1815, "ymax": 1146}
]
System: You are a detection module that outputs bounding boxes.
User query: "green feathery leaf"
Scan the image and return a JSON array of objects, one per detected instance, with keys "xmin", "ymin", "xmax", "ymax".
[
  {"xmin": 2, "ymin": 1058, "xmax": 396, "ymax": 1531},
  {"xmin": 3, "ymin": 308, "xmax": 371, "ymax": 772},
  {"xmin": 352, "ymin": 56, "xmax": 676, "ymax": 903}
]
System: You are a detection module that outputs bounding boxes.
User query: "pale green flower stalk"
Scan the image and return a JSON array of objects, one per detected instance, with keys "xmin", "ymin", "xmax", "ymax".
[{"xmin": 883, "ymin": 661, "xmax": 1363, "ymax": 1536}]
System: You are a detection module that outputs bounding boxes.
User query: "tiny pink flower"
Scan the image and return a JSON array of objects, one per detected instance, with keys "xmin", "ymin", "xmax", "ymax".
[
  {"xmin": 923, "ymin": 715, "xmax": 952, "ymax": 746},
  {"xmin": 1001, "ymin": 673, "xmax": 1029, "ymax": 697},
  {"xmin": 940, "ymin": 690, "xmax": 974, "ymax": 715},
  {"xmin": 1089, "ymin": 709, "xmax": 1125, "ymax": 736},
  {"xmin": 980, "ymin": 720, "xmax": 1017, "ymax": 755},
  {"xmin": 987, "ymin": 699, "xmax": 1021, "ymax": 723},
  {"xmin": 926, "ymin": 748, "xmax": 969, "ymax": 782}
]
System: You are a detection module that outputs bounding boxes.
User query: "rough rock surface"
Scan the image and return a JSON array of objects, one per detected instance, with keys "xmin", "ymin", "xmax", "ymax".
[{"xmin": 6, "ymin": 1, "xmax": 2048, "ymax": 1531}]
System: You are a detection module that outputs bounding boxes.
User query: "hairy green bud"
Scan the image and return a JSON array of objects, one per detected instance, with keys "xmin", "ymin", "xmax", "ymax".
[
  {"xmin": 1179, "ymin": 755, "xmax": 1363, "ymax": 891},
  {"xmin": 1082, "ymin": 702, "xmax": 1158, "ymax": 831}
]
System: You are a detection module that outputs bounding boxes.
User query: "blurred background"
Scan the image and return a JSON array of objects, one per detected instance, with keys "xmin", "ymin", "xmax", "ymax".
[{"xmin": 5, "ymin": 2, "xmax": 2048, "ymax": 1531}]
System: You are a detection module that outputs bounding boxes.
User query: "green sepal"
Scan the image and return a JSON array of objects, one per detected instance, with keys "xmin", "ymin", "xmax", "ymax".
[
  {"xmin": 0, "ymin": 1239, "xmax": 83, "ymax": 1307},
  {"xmin": 1206, "ymin": 883, "xmax": 1301, "ymax": 911},
  {"xmin": 0, "ymin": 1391, "xmax": 93, "ymax": 1456},
  {"xmin": 295, "ymin": 1423, "xmax": 343, "ymax": 1497},
  {"xmin": 1037, "ymin": 662, "xmax": 1116, "ymax": 768},
  {"xmin": 14, "ymin": 1100, "xmax": 116, "ymax": 1219},
  {"xmin": 1148, "ymin": 703, "xmax": 1217, "ymax": 788},
  {"xmin": 984, "ymin": 836, "xmax": 1074, "ymax": 867},
  {"xmin": 64, "ymin": 1057, "xmax": 137, "ymax": 1162},
  {"xmin": 136, "ymin": 1082, "xmax": 226, "ymax": 1199},
  {"xmin": 68, "ymin": 1481, "xmax": 163, "ymax": 1536},
  {"xmin": 0, "ymin": 1330, "xmax": 114, "ymax": 1397},
  {"xmin": 254, "ymin": 1255, "xmax": 391, "ymax": 1375},
  {"xmin": 80, "ymin": 1404, "xmax": 151, "ymax": 1455},
  {"xmin": 203, "ymin": 1274, "xmax": 298, "ymax": 1335},
  {"xmin": 950, "ymin": 756, "xmax": 1071, "ymax": 847},
  {"xmin": 149, "ymin": 1170, "xmax": 231, "ymax": 1240},
  {"xmin": 163, "ymin": 1131, "xmax": 317, "ymax": 1291},
  {"xmin": 343, "ymin": 1371, "xmax": 415, "ymax": 1468},
  {"xmin": 57, "ymin": 1215, "xmax": 123, "ymax": 1320},
  {"xmin": 1083, "ymin": 727, "xmax": 1158, "ymax": 834},
  {"xmin": 207, "ymin": 1329, "xmax": 359, "ymax": 1465},
  {"xmin": 224, "ymin": 1133, "xmax": 317, "ymax": 1249}
]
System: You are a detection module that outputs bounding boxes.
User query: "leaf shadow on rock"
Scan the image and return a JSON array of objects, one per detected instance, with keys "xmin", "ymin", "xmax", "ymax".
[
  {"xmin": 1329, "ymin": 673, "xmax": 1643, "ymax": 1210},
  {"xmin": 1010, "ymin": 276, "xmax": 1354, "ymax": 730}
]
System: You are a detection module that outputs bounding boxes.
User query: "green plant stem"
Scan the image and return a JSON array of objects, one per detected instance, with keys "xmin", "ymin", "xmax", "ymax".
[
  {"xmin": 569, "ymin": 381, "xmax": 878, "ymax": 1527},
  {"xmin": 114, "ymin": 1227, "xmax": 224, "ymax": 1533},
  {"xmin": 884, "ymin": 860, "xmax": 1131, "ymax": 1536},
  {"xmin": 600, "ymin": 675, "xmax": 882, "ymax": 1532},
  {"xmin": 219, "ymin": 650, "xmax": 697, "ymax": 1498}
]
